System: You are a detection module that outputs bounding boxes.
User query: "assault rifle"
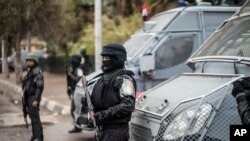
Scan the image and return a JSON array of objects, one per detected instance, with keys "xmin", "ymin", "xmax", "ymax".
[
  {"xmin": 65, "ymin": 65, "xmax": 72, "ymax": 99},
  {"xmin": 81, "ymin": 75, "xmax": 102, "ymax": 141}
]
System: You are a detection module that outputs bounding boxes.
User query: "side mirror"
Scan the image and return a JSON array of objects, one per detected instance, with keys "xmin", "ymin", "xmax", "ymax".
[{"xmin": 139, "ymin": 54, "xmax": 155, "ymax": 77}]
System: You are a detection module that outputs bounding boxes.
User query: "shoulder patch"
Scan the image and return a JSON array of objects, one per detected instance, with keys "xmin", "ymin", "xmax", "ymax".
[{"xmin": 120, "ymin": 78, "xmax": 135, "ymax": 97}]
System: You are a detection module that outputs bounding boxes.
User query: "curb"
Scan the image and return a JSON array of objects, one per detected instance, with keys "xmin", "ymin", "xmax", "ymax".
[
  {"xmin": 0, "ymin": 80, "xmax": 70, "ymax": 115},
  {"xmin": 40, "ymin": 97, "xmax": 70, "ymax": 115}
]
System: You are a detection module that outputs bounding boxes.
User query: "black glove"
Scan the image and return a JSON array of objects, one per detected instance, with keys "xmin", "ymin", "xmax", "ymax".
[
  {"xmin": 94, "ymin": 111, "xmax": 106, "ymax": 125},
  {"xmin": 241, "ymin": 77, "xmax": 250, "ymax": 90},
  {"xmin": 245, "ymin": 90, "xmax": 250, "ymax": 101},
  {"xmin": 232, "ymin": 80, "xmax": 244, "ymax": 97}
]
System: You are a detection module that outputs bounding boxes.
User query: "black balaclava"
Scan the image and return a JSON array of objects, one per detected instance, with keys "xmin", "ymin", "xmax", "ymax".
[
  {"xmin": 101, "ymin": 56, "xmax": 124, "ymax": 73},
  {"xmin": 101, "ymin": 43, "xmax": 127, "ymax": 73}
]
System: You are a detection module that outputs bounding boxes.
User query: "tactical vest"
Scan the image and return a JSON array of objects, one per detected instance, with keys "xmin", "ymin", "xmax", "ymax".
[
  {"xmin": 91, "ymin": 70, "xmax": 136, "ymax": 111},
  {"xmin": 23, "ymin": 66, "xmax": 42, "ymax": 95}
]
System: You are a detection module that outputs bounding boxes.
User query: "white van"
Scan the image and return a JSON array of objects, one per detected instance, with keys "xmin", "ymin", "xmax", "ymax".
[{"xmin": 125, "ymin": 4, "xmax": 239, "ymax": 92}]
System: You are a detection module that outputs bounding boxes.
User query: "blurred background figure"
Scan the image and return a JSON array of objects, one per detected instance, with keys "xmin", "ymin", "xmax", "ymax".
[
  {"xmin": 66, "ymin": 55, "xmax": 83, "ymax": 133},
  {"xmin": 80, "ymin": 46, "xmax": 93, "ymax": 75}
]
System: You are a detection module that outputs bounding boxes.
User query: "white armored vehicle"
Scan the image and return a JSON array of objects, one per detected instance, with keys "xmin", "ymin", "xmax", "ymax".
[
  {"xmin": 124, "ymin": 4, "xmax": 238, "ymax": 92},
  {"xmin": 130, "ymin": 1, "xmax": 250, "ymax": 141}
]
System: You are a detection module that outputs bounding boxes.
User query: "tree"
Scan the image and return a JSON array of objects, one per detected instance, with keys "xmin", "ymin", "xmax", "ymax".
[
  {"xmin": 1, "ymin": 39, "xmax": 10, "ymax": 79},
  {"xmin": 0, "ymin": 0, "xmax": 62, "ymax": 84}
]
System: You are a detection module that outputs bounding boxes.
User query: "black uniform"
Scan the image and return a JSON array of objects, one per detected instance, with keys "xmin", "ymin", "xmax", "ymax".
[
  {"xmin": 91, "ymin": 69, "xmax": 136, "ymax": 141},
  {"xmin": 22, "ymin": 65, "xmax": 44, "ymax": 141},
  {"xmin": 232, "ymin": 77, "xmax": 250, "ymax": 125},
  {"xmin": 67, "ymin": 55, "xmax": 83, "ymax": 133},
  {"xmin": 90, "ymin": 43, "xmax": 136, "ymax": 141}
]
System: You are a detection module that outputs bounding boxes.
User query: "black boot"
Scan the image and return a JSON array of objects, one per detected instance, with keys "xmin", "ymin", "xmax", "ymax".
[
  {"xmin": 29, "ymin": 136, "xmax": 35, "ymax": 141},
  {"xmin": 68, "ymin": 127, "xmax": 82, "ymax": 133}
]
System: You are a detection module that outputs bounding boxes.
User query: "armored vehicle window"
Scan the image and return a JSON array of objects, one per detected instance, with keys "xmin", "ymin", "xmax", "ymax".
[
  {"xmin": 124, "ymin": 34, "xmax": 154, "ymax": 59},
  {"xmin": 155, "ymin": 36, "xmax": 193, "ymax": 69}
]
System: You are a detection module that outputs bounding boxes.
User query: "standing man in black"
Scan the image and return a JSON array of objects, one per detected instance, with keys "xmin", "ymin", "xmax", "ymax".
[
  {"xmin": 91, "ymin": 43, "xmax": 136, "ymax": 141},
  {"xmin": 22, "ymin": 52, "xmax": 44, "ymax": 141},
  {"xmin": 66, "ymin": 55, "xmax": 84, "ymax": 133}
]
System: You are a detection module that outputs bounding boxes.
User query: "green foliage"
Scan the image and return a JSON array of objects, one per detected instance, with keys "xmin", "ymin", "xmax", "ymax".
[
  {"xmin": 0, "ymin": 0, "xmax": 62, "ymax": 44},
  {"xmin": 68, "ymin": 13, "xmax": 142, "ymax": 56},
  {"xmin": 0, "ymin": 0, "xmax": 28, "ymax": 38},
  {"xmin": 0, "ymin": 0, "xmax": 177, "ymax": 57}
]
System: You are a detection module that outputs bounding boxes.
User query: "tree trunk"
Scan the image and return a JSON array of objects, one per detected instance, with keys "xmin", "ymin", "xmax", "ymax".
[
  {"xmin": 15, "ymin": 33, "xmax": 22, "ymax": 85},
  {"xmin": 121, "ymin": 0, "xmax": 126, "ymax": 16},
  {"xmin": 2, "ymin": 39, "xmax": 10, "ymax": 79}
]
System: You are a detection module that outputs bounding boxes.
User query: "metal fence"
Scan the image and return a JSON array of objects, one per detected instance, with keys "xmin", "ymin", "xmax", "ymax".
[{"xmin": 41, "ymin": 56, "xmax": 94, "ymax": 74}]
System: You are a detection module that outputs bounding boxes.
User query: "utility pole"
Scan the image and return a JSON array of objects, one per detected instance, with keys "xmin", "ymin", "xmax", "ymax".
[
  {"xmin": 95, "ymin": 0, "xmax": 102, "ymax": 71},
  {"xmin": 27, "ymin": 0, "xmax": 31, "ymax": 52}
]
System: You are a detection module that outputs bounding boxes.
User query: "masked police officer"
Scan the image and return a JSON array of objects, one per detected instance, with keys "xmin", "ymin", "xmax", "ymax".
[
  {"xmin": 232, "ymin": 77, "xmax": 250, "ymax": 125},
  {"xmin": 22, "ymin": 52, "xmax": 44, "ymax": 141},
  {"xmin": 90, "ymin": 43, "xmax": 136, "ymax": 141},
  {"xmin": 66, "ymin": 55, "xmax": 84, "ymax": 133}
]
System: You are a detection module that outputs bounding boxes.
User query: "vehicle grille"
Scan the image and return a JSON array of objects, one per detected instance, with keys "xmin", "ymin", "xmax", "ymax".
[
  {"xmin": 155, "ymin": 84, "xmax": 241, "ymax": 141},
  {"xmin": 130, "ymin": 123, "xmax": 153, "ymax": 141}
]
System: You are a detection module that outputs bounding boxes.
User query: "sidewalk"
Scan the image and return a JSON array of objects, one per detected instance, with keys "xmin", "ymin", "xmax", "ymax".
[{"xmin": 0, "ymin": 71, "xmax": 71, "ymax": 115}]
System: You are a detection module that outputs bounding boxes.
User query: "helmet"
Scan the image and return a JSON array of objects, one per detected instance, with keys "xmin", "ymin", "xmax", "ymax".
[
  {"xmin": 101, "ymin": 43, "xmax": 127, "ymax": 61},
  {"xmin": 26, "ymin": 52, "xmax": 39, "ymax": 63},
  {"xmin": 71, "ymin": 55, "xmax": 81, "ymax": 65},
  {"xmin": 80, "ymin": 46, "xmax": 87, "ymax": 55}
]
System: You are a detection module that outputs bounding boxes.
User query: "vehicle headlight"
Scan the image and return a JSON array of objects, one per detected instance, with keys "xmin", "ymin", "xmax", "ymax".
[{"xmin": 163, "ymin": 103, "xmax": 212, "ymax": 140}]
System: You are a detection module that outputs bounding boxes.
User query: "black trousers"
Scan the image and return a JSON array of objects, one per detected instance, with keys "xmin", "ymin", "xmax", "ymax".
[
  {"xmin": 28, "ymin": 96, "xmax": 43, "ymax": 141},
  {"xmin": 102, "ymin": 126, "xmax": 129, "ymax": 141}
]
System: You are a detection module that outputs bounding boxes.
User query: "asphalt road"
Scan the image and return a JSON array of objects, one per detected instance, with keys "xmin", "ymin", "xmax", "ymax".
[
  {"xmin": 44, "ymin": 122, "xmax": 95, "ymax": 141},
  {"xmin": 0, "ymin": 91, "xmax": 95, "ymax": 141}
]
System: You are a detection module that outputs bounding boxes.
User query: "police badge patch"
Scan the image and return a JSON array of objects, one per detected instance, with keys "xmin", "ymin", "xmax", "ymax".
[{"xmin": 121, "ymin": 78, "xmax": 135, "ymax": 97}]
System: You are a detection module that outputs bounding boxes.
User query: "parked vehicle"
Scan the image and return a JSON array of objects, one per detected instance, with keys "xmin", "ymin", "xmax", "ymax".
[
  {"xmin": 72, "ymin": 4, "xmax": 239, "ymax": 130},
  {"xmin": 7, "ymin": 49, "xmax": 46, "ymax": 71},
  {"xmin": 130, "ymin": 1, "xmax": 250, "ymax": 140},
  {"xmin": 125, "ymin": 4, "xmax": 238, "ymax": 92}
]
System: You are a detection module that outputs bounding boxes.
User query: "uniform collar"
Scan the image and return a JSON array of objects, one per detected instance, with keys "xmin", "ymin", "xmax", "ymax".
[{"xmin": 103, "ymin": 68, "xmax": 124, "ymax": 78}]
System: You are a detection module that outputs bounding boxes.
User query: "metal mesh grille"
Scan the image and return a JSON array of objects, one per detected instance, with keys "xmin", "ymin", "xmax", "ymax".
[
  {"xmin": 192, "ymin": 17, "xmax": 250, "ymax": 58},
  {"xmin": 130, "ymin": 123, "xmax": 153, "ymax": 141},
  {"xmin": 155, "ymin": 84, "xmax": 241, "ymax": 141},
  {"xmin": 237, "ymin": 0, "xmax": 250, "ymax": 15}
]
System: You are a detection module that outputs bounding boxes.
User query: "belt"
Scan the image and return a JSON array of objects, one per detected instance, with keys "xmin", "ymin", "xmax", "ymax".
[{"xmin": 102, "ymin": 123, "xmax": 128, "ymax": 130}]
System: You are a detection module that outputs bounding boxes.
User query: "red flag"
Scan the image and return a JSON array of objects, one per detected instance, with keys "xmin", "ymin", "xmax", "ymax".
[{"xmin": 142, "ymin": 2, "xmax": 150, "ymax": 21}]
